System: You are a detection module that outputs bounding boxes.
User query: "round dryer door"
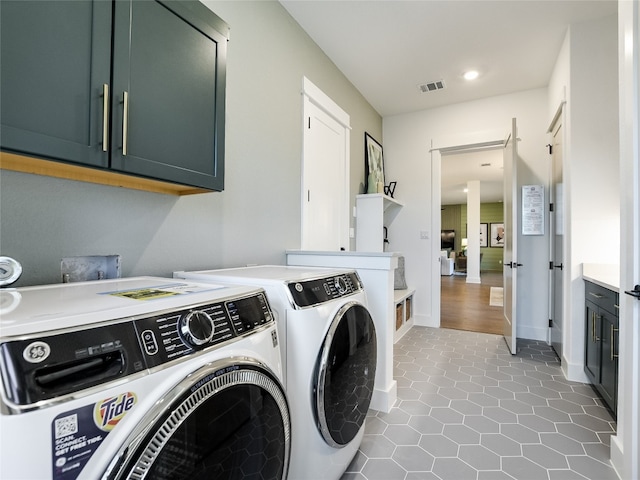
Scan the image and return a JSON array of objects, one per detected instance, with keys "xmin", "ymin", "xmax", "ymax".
[
  {"xmin": 107, "ymin": 360, "xmax": 290, "ymax": 480},
  {"xmin": 314, "ymin": 302, "xmax": 377, "ymax": 448}
]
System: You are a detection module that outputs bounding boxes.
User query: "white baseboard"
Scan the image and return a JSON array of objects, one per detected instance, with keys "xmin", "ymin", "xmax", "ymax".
[
  {"xmin": 563, "ymin": 356, "xmax": 590, "ymax": 383},
  {"xmin": 370, "ymin": 380, "xmax": 397, "ymax": 413},
  {"xmin": 516, "ymin": 325, "xmax": 548, "ymax": 342},
  {"xmin": 413, "ymin": 313, "xmax": 439, "ymax": 328},
  {"xmin": 610, "ymin": 435, "xmax": 623, "ymax": 479}
]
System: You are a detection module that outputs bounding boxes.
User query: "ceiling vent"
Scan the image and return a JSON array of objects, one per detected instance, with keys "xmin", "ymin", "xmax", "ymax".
[{"xmin": 418, "ymin": 80, "xmax": 445, "ymax": 93}]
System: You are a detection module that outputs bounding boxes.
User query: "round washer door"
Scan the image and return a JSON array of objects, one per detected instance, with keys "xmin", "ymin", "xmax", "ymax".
[
  {"xmin": 108, "ymin": 360, "xmax": 290, "ymax": 480},
  {"xmin": 314, "ymin": 301, "xmax": 377, "ymax": 448}
]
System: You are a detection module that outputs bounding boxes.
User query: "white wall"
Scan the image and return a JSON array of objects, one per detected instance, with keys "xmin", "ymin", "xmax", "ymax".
[
  {"xmin": 547, "ymin": 14, "xmax": 619, "ymax": 380},
  {"xmin": 383, "ymin": 88, "xmax": 550, "ymax": 340},
  {"xmin": 0, "ymin": 1, "xmax": 382, "ymax": 287}
]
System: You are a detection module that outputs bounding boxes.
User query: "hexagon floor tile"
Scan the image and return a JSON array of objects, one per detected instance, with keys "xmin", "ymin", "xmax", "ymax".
[{"xmin": 340, "ymin": 327, "xmax": 618, "ymax": 480}]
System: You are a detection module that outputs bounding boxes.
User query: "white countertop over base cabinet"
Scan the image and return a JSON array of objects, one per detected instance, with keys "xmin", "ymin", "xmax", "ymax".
[{"xmin": 582, "ymin": 263, "xmax": 620, "ymax": 292}]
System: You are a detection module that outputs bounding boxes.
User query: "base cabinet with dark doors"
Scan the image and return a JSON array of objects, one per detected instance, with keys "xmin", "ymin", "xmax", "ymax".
[
  {"xmin": 1, "ymin": 0, "xmax": 228, "ymax": 193},
  {"xmin": 584, "ymin": 281, "xmax": 619, "ymax": 418}
]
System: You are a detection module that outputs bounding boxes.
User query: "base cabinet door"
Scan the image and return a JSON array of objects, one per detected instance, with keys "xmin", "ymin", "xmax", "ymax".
[
  {"xmin": 584, "ymin": 281, "xmax": 619, "ymax": 418},
  {"xmin": 599, "ymin": 311, "xmax": 618, "ymax": 412},
  {"xmin": 584, "ymin": 300, "xmax": 601, "ymax": 384}
]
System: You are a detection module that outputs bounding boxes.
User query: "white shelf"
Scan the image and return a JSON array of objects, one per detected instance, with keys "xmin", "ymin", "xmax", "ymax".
[
  {"xmin": 356, "ymin": 194, "xmax": 404, "ymax": 252},
  {"xmin": 394, "ymin": 288, "xmax": 415, "ymax": 343}
]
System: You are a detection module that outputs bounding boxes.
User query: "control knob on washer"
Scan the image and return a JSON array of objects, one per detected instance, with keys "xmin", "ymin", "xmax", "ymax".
[
  {"xmin": 334, "ymin": 276, "xmax": 348, "ymax": 294},
  {"xmin": 179, "ymin": 310, "xmax": 214, "ymax": 348}
]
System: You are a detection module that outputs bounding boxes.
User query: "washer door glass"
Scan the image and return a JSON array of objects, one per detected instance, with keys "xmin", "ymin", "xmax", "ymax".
[
  {"xmin": 111, "ymin": 362, "xmax": 290, "ymax": 480},
  {"xmin": 314, "ymin": 302, "xmax": 377, "ymax": 447}
]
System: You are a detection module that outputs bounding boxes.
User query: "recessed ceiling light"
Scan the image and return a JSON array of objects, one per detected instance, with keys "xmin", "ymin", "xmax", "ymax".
[{"xmin": 464, "ymin": 70, "xmax": 479, "ymax": 81}]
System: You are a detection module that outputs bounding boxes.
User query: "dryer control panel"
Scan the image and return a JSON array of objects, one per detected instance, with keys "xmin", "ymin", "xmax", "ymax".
[{"xmin": 287, "ymin": 272, "xmax": 363, "ymax": 308}]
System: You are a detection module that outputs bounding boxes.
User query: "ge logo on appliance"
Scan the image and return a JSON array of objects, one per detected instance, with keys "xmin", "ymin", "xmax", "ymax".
[{"xmin": 22, "ymin": 341, "xmax": 51, "ymax": 363}]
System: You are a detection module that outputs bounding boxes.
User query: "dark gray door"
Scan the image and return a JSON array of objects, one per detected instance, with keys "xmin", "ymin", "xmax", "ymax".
[
  {"xmin": 0, "ymin": 0, "xmax": 112, "ymax": 167},
  {"xmin": 110, "ymin": 0, "xmax": 228, "ymax": 190},
  {"xmin": 550, "ymin": 121, "xmax": 564, "ymax": 358}
]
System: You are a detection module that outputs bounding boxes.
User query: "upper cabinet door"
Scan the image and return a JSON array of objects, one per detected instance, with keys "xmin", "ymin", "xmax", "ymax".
[
  {"xmin": 0, "ymin": 0, "xmax": 112, "ymax": 167},
  {"xmin": 110, "ymin": 0, "xmax": 228, "ymax": 191}
]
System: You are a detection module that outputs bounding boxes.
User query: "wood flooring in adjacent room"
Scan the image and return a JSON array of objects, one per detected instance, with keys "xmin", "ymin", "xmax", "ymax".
[{"xmin": 441, "ymin": 271, "xmax": 504, "ymax": 335}]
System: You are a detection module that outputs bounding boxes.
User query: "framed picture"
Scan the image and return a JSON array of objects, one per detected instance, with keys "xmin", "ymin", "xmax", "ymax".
[
  {"xmin": 480, "ymin": 223, "xmax": 488, "ymax": 248},
  {"xmin": 490, "ymin": 223, "xmax": 505, "ymax": 248},
  {"xmin": 364, "ymin": 133, "xmax": 384, "ymax": 193}
]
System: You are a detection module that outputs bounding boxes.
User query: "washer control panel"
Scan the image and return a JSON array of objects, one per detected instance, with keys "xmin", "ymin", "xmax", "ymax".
[
  {"xmin": 287, "ymin": 272, "xmax": 363, "ymax": 308},
  {"xmin": 135, "ymin": 292, "xmax": 273, "ymax": 369},
  {"xmin": 0, "ymin": 291, "xmax": 273, "ymax": 408}
]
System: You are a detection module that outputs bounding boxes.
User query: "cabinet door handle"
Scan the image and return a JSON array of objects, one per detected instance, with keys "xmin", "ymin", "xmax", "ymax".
[
  {"xmin": 588, "ymin": 292, "xmax": 604, "ymax": 299},
  {"xmin": 592, "ymin": 312, "xmax": 601, "ymax": 342},
  {"xmin": 611, "ymin": 325, "xmax": 618, "ymax": 360},
  {"xmin": 101, "ymin": 84, "xmax": 109, "ymax": 152},
  {"xmin": 122, "ymin": 91, "xmax": 129, "ymax": 156}
]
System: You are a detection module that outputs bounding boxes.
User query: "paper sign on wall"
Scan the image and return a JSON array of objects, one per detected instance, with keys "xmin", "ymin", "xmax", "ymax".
[{"xmin": 522, "ymin": 185, "xmax": 545, "ymax": 235}]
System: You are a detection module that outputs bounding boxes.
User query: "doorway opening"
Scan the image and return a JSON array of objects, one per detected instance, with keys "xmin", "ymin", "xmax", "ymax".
[{"xmin": 439, "ymin": 147, "xmax": 505, "ymax": 335}]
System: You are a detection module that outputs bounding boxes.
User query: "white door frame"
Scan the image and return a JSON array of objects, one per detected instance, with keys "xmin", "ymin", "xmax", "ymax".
[
  {"xmin": 430, "ymin": 136, "xmax": 504, "ymax": 328},
  {"xmin": 611, "ymin": 1, "xmax": 639, "ymax": 477},
  {"xmin": 301, "ymin": 77, "xmax": 350, "ymax": 250}
]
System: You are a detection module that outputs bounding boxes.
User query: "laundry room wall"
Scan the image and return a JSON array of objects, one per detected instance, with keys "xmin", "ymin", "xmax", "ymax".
[
  {"xmin": 383, "ymin": 88, "xmax": 550, "ymax": 341},
  {"xmin": 0, "ymin": 1, "xmax": 382, "ymax": 287}
]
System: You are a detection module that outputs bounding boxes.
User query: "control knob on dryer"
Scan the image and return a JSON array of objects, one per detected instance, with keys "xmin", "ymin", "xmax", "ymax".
[{"xmin": 179, "ymin": 310, "xmax": 214, "ymax": 348}]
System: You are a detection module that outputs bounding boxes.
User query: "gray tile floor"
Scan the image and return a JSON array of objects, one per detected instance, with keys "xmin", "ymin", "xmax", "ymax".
[{"xmin": 341, "ymin": 327, "xmax": 618, "ymax": 480}]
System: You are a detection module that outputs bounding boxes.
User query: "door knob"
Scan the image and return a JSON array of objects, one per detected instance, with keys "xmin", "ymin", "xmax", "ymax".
[
  {"xmin": 554, "ymin": 264, "xmax": 563, "ymax": 270},
  {"xmin": 625, "ymin": 285, "xmax": 640, "ymax": 299}
]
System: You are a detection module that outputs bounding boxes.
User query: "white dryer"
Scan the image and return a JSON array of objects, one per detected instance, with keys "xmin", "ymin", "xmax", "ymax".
[
  {"xmin": 174, "ymin": 266, "xmax": 377, "ymax": 480},
  {"xmin": 0, "ymin": 277, "xmax": 290, "ymax": 480}
]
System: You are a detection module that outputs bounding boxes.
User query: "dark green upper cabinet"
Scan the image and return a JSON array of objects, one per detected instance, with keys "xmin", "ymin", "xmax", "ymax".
[
  {"xmin": 110, "ymin": 1, "xmax": 228, "ymax": 190},
  {"xmin": 0, "ymin": 0, "xmax": 112, "ymax": 167},
  {"xmin": 1, "ymin": 0, "xmax": 228, "ymax": 192}
]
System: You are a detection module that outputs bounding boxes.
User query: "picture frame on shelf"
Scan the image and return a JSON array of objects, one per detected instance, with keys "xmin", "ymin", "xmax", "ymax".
[
  {"xmin": 490, "ymin": 223, "xmax": 505, "ymax": 247},
  {"xmin": 480, "ymin": 223, "xmax": 488, "ymax": 248},
  {"xmin": 364, "ymin": 132, "xmax": 384, "ymax": 194}
]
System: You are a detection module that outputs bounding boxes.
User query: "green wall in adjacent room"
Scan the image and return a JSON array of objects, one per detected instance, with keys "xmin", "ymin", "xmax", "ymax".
[{"xmin": 441, "ymin": 202, "xmax": 503, "ymax": 271}]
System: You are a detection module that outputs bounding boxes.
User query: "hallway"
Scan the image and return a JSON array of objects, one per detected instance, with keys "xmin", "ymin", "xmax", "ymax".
[
  {"xmin": 441, "ymin": 271, "xmax": 504, "ymax": 335},
  {"xmin": 342, "ymin": 327, "xmax": 617, "ymax": 480}
]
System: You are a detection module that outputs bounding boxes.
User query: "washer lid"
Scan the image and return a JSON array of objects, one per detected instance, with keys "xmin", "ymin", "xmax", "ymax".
[{"xmin": 0, "ymin": 276, "xmax": 258, "ymax": 338}]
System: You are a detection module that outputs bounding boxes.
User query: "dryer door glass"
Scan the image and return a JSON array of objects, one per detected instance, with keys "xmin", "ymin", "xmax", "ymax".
[
  {"xmin": 314, "ymin": 302, "xmax": 377, "ymax": 447},
  {"xmin": 111, "ymin": 363, "xmax": 290, "ymax": 480}
]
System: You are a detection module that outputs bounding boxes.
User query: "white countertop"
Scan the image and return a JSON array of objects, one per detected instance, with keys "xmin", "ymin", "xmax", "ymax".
[
  {"xmin": 286, "ymin": 250, "xmax": 401, "ymax": 271},
  {"xmin": 582, "ymin": 263, "xmax": 620, "ymax": 292}
]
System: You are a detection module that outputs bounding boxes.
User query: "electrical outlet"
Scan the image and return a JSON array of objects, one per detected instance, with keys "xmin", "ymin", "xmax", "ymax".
[{"xmin": 420, "ymin": 230, "xmax": 429, "ymax": 239}]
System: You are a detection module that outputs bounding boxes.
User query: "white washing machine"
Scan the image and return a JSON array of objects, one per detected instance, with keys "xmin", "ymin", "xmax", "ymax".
[
  {"xmin": 174, "ymin": 266, "xmax": 377, "ymax": 480},
  {"xmin": 0, "ymin": 276, "xmax": 290, "ymax": 480}
]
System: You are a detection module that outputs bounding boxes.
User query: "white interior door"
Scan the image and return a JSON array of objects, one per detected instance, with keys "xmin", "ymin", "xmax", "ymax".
[
  {"xmin": 503, "ymin": 118, "xmax": 519, "ymax": 354},
  {"xmin": 301, "ymin": 79, "xmax": 350, "ymax": 251},
  {"xmin": 550, "ymin": 120, "xmax": 564, "ymax": 357}
]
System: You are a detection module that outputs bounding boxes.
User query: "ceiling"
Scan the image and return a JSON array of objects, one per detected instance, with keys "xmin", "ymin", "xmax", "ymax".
[{"xmin": 279, "ymin": 0, "xmax": 617, "ymax": 204}]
